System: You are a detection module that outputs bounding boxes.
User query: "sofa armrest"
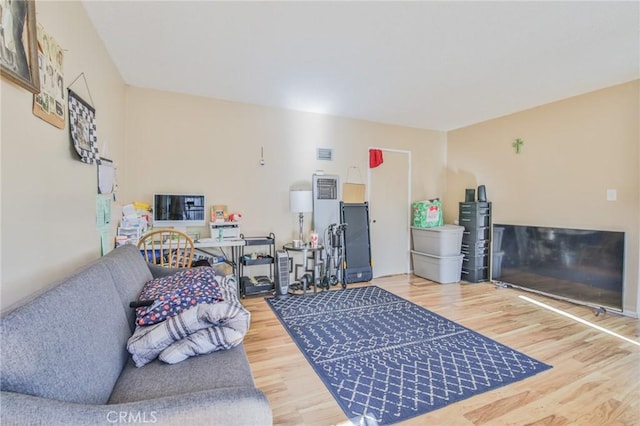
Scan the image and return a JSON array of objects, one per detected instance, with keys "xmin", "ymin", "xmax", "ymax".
[{"xmin": 1, "ymin": 388, "xmax": 272, "ymax": 426}]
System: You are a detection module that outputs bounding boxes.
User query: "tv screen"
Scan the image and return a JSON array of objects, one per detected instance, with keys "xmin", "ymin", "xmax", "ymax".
[
  {"xmin": 494, "ymin": 224, "xmax": 624, "ymax": 310},
  {"xmin": 153, "ymin": 194, "xmax": 206, "ymax": 229}
]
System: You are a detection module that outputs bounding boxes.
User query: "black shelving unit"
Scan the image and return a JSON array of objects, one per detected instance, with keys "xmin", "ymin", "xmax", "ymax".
[
  {"xmin": 459, "ymin": 202, "xmax": 491, "ymax": 283},
  {"xmin": 239, "ymin": 233, "xmax": 275, "ymax": 297}
]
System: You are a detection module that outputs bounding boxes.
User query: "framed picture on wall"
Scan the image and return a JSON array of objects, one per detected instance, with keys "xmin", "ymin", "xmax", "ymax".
[
  {"xmin": 33, "ymin": 22, "xmax": 65, "ymax": 128},
  {"xmin": 0, "ymin": 0, "xmax": 41, "ymax": 93}
]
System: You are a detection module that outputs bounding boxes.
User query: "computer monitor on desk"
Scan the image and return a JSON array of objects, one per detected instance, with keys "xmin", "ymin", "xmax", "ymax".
[{"xmin": 153, "ymin": 194, "xmax": 205, "ymax": 232}]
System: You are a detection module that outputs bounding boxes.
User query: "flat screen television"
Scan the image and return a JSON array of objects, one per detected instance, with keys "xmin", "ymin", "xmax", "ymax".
[
  {"xmin": 493, "ymin": 224, "xmax": 624, "ymax": 311},
  {"xmin": 153, "ymin": 194, "xmax": 206, "ymax": 231}
]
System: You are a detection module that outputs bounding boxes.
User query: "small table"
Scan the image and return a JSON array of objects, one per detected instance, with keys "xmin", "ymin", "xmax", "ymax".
[{"xmin": 283, "ymin": 243, "xmax": 324, "ymax": 295}]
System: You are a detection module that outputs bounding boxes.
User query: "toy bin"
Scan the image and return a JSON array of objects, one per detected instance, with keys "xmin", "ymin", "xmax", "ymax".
[
  {"xmin": 411, "ymin": 225, "xmax": 464, "ymax": 256},
  {"xmin": 411, "ymin": 250, "xmax": 463, "ymax": 284}
]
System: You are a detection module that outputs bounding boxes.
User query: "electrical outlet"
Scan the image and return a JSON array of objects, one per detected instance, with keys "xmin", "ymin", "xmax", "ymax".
[{"xmin": 606, "ymin": 189, "xmax": 617, "ymax": 201}]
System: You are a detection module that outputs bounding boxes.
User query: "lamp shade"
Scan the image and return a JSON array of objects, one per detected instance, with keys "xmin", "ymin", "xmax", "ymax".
[{"xmin": 290, "ymin": 190, "xmax": 313, "ymax": 213}]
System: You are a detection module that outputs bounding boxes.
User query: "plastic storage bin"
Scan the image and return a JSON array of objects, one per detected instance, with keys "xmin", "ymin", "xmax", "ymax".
[
  {"xmin": 461, "ymin": 244, "xmax": 489, "ymax": 258},
  {"xmin": 411, "ymin": 250, "xmax": 463, "ymax": 284},
  {"xmin": 459, "ymin": 201, "xmax": 492, "ymax": 283},
  {"xmin": 461, "ymin": 266, "xmax": 489, "ymax": 283},
  {"xmin": 462, "ymin": 226, "xmax": 491, "ymax": 243},
  {"xmin": 411, "ymin": 225, "xmax": 464, "ymax": 256},
  {"xmin": 462, "ymin": 253, "xmax": 489, "ymax": 270},
  {"xmin": 459, "ymin": 201, "xmax": 491, "ymax": 215},
  {"xmin": 459, "ymin": 213, "xmax": 491, "ymax": 228},
  {"xmin": 461, "ymin": 240, "xmax": 490, "ymax": 254},
  {"xmin": 459, "ymin": 203, "xmax": 491, "ymax": 228}
]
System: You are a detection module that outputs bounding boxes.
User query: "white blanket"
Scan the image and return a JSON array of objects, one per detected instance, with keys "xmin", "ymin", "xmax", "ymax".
[{"xmin": 127, "ymin": 276, "xmax": 250, "ymax": 367}]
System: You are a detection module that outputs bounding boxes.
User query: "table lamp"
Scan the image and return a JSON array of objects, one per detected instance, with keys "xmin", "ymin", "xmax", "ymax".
[{"xmin": 289, "ymin": 189, "xmax": 313, "ymax": 243}]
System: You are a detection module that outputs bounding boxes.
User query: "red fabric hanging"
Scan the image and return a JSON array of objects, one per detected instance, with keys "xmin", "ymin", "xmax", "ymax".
[{"xmin": 369, "ymin": 149, "xmax": 384, "ymax": 168}]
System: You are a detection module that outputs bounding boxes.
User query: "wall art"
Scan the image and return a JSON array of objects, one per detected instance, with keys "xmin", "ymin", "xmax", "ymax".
[
  {"xmin": 33, "ymin": 22, "xmax": 64, "ymax": 128},
  {"xmin": 0, "ymin": 0, "xmax": 40, "ymax": 93},
  {"xmin": 68, "ymin": 88, "xmax": 100, "ymax": 164}
]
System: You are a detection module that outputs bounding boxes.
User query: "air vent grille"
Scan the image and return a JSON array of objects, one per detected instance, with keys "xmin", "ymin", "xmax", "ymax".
[
  {"xmin": 317, "ymin": 148, "xmax": 334, "ymax": 161},
  {"xmin": 316, "ymin": 178, "xmax": 338, "ymax": 200}
]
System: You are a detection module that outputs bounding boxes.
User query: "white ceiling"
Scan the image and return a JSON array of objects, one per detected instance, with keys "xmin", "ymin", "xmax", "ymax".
[{"xmin": 82, "ymin": 1, "xmax": 639, "ymax": 131}]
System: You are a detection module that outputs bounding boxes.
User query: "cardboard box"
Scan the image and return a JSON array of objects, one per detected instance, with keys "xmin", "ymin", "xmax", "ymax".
[{"xmin": 343, "ymin": 183, "xmax": 365, "ymax": 203}]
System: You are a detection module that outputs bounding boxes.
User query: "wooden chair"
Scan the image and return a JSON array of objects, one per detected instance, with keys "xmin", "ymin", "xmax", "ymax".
[{"xmin": 137, "ymin": 228, "xmax": 195, "ymax": 268}]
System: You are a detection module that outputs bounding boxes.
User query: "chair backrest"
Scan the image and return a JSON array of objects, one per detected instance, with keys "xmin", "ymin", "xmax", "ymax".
[{"xmin": 137, "ymin": 228, "xmax": 195, "ymax": 268}]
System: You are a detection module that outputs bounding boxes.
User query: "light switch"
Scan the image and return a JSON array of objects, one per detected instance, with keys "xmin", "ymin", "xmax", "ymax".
[{"xmin": 606, "ymin": 189, "xmax": 617, "ymax": 201}]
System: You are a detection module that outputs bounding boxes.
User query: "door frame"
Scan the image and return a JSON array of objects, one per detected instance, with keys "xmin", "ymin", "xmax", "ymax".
[{"xmin": 367, "ymin": 147, "xmax": 412, "ymax": 275}]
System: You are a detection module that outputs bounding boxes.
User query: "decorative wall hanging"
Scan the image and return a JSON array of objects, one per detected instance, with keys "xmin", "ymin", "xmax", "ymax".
[
  {"xmin": 369, "ymin": 149, "xmax": 384, "ymax": 168},
  {"xmin": 0, "ymin": 0, "xmax": 40, "ymax": 93},
  {"xmin": 68, "ymin": 88, "xmax": 99, "ymax": 164},
  {"xmin": 512, "ymin": 138, "xmax": 524, "ymax": 154},
  {"xmin": 33, "ymin": 22, "xmax": 65, "ymax": 128}
]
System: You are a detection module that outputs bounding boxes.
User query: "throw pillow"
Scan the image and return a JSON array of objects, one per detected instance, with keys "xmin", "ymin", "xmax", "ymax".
[{"xmin": 135, "ymin": 267, "xmax": 223, "ymax": 326}]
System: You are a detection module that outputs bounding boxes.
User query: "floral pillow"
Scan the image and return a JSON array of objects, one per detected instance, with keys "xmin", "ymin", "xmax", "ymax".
[{"xmin": 135, "ymin": 267, "xmax": 223, "ymax": 326}]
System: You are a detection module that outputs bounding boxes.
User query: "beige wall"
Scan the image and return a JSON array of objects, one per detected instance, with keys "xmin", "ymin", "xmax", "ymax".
[
  {"xmin": 1, "ymin": 4, "xmax": 444, "ymax": 311},
  {"xmin": 1, "ymin": 2, "xmax": 126, "ymax": 309},
  {"xmin": 445, "ymin": 81, "xmax": 640, "ymax": 315},
  {"xmin": 2, "ymin": 4, "xmax": 635, "ymax": 318},
  {"xmin": 122, "ymin": 87, "xmax": 445, "ymax": 248}
]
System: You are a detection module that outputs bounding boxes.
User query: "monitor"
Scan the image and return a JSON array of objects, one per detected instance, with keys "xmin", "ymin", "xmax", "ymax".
[{"xmin": 153, "ymin": 194, "xmax": 206, "ymax": 231}]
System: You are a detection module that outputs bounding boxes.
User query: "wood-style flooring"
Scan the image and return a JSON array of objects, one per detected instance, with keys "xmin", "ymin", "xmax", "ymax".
[{"xmin": 241, "ymin": 275, "xmax": 640, "ymax": 426}]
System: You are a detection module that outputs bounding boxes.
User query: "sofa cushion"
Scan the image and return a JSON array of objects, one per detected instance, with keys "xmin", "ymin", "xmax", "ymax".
[
  {"xmin": 101, "ymin": 244, "xmax": 154, "ymax": 331},
  {"xmin": 108, "ymin": 345, "xmax": 256, "ymax": 404},
  {"xmin": 0, "ymin": 262, "xmax": 131, "ymax": 405}
]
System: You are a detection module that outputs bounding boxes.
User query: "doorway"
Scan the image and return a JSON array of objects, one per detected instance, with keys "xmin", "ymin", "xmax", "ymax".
[{"xmin": 367, "ymin": 148, "xmax": 411, "ymax": 278}]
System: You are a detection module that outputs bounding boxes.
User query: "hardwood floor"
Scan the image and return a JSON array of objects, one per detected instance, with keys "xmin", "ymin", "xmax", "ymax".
[{"xmin": 241, "ymin": 275, "xmax": 640, "ymax": 426}]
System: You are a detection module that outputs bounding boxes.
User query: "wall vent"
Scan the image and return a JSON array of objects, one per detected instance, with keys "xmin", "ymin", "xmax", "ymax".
[{"xmin": 316, "ymin": 148, "xmax": 334, "ymax": 161}]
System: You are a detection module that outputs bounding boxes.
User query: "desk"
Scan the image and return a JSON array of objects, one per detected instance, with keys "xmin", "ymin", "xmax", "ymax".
[
  {"xmin": 283, "ymin": 243, "xmax": 324, "ymax": 295},
  {"xmin": 141, "ymin": 238, "xmax": 245, "ymax": 297},
  {"xmin": 194, "ymin": 238, "xmax": 245, "ymax": 297}
]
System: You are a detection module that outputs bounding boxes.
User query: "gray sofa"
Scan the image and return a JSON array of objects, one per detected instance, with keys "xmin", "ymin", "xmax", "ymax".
[{"xmin": 0, "ymin": 244, "xmax": 272, "ymax": 425}]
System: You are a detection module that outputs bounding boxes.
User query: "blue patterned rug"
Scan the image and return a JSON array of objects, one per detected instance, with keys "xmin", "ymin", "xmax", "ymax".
[{"xmin": 266, "ymin": 286, "xmax": 551, "ymax": 424}]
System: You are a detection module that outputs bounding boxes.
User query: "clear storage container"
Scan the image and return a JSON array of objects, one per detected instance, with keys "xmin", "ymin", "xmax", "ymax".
[
  {"xmin": 411, "ymin": 225, "xmax": 464, "ymax": 256},
  {"xmin": 411, "ymin": 250, "xmax": 463, "ymax": 284}
]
